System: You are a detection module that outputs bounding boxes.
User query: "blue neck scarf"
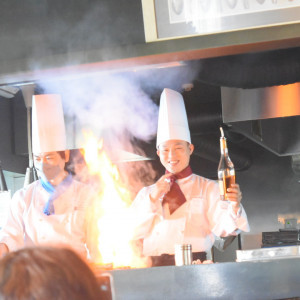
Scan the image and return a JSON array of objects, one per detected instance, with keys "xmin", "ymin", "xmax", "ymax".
[{"xmin": 41, "ymin": 174, "xmax": 73, "ymax": 216}]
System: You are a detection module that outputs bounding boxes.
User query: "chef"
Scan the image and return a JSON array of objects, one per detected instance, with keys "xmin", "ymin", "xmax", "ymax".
[
  {"xmin": 0, "ymin": 94, "xmax": 97, "ymax": 260},
  {"xmin": 130, "ymin": 88, "xmax": 250, "ymax": 266}
]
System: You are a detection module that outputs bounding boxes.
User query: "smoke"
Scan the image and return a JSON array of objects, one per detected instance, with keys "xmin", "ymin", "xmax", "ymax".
[
  {"xmin": 34, "ymin": 54, "xmax": 202, "ymax": 195},
  {"xmin": 37, "ymin": 71, "xmax": 161, "ymax": 192},
  {"xmin": 39, "ymin": 72, "xmax": 158, "ymax": 145}
]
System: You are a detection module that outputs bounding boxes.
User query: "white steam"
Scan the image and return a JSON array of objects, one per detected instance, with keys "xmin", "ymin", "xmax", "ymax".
[{"xmin": 39, "ymin": 72, "xmax": 158, "ymax": 149}]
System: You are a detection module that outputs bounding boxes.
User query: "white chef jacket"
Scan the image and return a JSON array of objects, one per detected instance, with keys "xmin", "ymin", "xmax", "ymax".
[
  {"xmin": 130, "ymin": 174, "xmax": 250, "ymax": 256},
  {"xmin": 0, "ymin": 178, "xmax": 97, "ymax": 260}
]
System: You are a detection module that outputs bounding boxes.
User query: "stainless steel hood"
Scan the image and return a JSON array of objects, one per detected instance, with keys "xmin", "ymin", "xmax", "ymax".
[{"xmin": 221, "ymin": 82, "xmax": 300, "ymax": 156}]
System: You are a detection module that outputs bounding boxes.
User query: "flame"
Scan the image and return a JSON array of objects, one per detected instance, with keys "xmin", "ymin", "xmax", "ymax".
[{"xmin": 81, "ymin": 131, "xmax": 147, "ymax": 268}]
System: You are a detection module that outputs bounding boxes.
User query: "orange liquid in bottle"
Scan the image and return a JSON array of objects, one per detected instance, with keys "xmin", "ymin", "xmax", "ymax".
[{"xmin": 223, "ymin": 175, "xmax": 235, "ymax": 200}]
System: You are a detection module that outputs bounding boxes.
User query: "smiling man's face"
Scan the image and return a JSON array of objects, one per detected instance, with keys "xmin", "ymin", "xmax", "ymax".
[{"xmin": 157, "ymin": 140, "xmax": 194, "ymax": 174}]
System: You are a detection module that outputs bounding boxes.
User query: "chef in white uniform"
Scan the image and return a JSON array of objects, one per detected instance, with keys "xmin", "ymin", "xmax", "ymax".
[
  {"xmin": 130, "ymin": 88, "xmax": 250, "ymax": 266},
  {"xmin": 0, "ymin": 94, "xmax": 97, "ymax": 260}
]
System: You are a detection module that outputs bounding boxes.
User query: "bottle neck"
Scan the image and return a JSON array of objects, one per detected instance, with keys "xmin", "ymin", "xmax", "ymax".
[{"xmin": 220, "ymin": 137, "xmax": 228, "ymax": 156}]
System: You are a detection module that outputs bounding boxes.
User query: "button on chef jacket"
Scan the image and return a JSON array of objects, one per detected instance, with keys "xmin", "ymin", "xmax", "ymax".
[
  {"xmin": 130, "ymin": 174, "xmax": 250, "ymax": 257},
  {"xmin": 0, "ymin": 178, "xmax": 97, "ymax": 261}
]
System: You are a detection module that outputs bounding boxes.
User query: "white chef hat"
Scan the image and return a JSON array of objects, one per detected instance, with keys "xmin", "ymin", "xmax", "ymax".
[
  {"xmin": 32, "ymin": 94, "xmax": 67, "ymax": 154},
  {"xmin": 156, "ymin": 88, "xmax": 191, "ymax": 148}
]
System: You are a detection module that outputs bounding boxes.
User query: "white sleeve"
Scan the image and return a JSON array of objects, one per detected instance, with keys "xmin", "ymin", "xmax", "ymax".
[
  {"xmin": 0, "ymin": 189, "xmax": 26, "ymax": 251},
  {"xmin": 204, "ymin": 181, "xmax": 250, "ymax": 237},
  {"xmin": 129, "ymin": 186, "xmax": 162, "ymax": 240}
]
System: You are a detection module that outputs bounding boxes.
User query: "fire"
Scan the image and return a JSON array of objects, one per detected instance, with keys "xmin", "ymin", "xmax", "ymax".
[{"xmin": 81, "ymin": 131, "xmax": 147, "ymax": 268}]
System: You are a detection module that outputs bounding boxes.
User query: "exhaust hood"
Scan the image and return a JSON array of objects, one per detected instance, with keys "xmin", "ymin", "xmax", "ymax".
[{"xmin": 221, "ymin": 82, "xmax": 300, "ymax": 156}]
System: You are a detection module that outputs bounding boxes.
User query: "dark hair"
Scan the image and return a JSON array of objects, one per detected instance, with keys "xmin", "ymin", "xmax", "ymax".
[
  {"xmin": 57, "ymin": 151, "xmax": 66, "ymax": 160},
  {"xmin": 0, "ymin": 246, "xmax": 102, "ymax": 300},
  {"xmin": 57, "ymin": 151, "xmax": 73, "ymax": 174}
]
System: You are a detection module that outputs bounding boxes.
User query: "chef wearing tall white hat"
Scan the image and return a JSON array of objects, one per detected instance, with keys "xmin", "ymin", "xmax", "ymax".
[
  {"xmin": 130, "ymin": 88, "xmax": 250, "ymax": 266},
  {"xmin": 0, "ymin": 94, "xmax": 97, "ymax": 260}
]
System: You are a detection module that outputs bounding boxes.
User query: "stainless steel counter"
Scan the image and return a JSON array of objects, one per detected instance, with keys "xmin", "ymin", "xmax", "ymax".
[{"xmin": 97, "ymin": 257, "xmax": 300, "ymax": 300}]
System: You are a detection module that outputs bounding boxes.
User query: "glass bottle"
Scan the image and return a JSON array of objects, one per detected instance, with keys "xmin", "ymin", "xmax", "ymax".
[{"xmin": 218, "ymin": 127, "xmax": 235, "ymax": 201}]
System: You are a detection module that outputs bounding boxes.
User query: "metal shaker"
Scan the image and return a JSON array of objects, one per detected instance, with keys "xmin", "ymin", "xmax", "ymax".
[{"xmin": 174, "ymin": 244, "xmax": 192, "ymax": 266}]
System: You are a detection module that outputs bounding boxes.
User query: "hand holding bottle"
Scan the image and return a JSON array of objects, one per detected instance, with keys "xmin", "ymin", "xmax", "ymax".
[
  {"xmin": 217, "ymin": 127, "xmax": 243, "ymax": 214},
  {"xmin": 226, "ymin": 183, "xmax": 242, "ymax": 214}
]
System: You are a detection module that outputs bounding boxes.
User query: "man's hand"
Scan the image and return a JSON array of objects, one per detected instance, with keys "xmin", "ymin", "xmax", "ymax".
[
  {"xmin": 149, "ymin": 173, "xmax": 174, "ymax": 203},
  {"xmin": 0, "ymin": 243, "xmax": 9, "ymax": 257},
  {"xmin": 226, "ymin": 183, "xmax": 242, "ymax": 214}
]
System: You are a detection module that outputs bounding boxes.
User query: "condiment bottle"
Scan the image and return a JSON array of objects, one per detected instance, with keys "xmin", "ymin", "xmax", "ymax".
[{"xmin": 218, "ymin": 127, "xmax": 235, "ymax": 201}]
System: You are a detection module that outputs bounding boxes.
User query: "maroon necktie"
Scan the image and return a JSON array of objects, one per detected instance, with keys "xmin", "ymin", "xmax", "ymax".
[{"xmin": 162, "ymin": 166, "xmax": 193, "ymax": 214}]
